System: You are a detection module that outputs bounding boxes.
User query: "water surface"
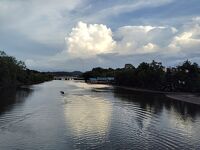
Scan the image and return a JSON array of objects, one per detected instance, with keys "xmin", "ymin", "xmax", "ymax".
[{"xmin": 0, "ymin": 80, "xmax": 200, "ymax": 150}]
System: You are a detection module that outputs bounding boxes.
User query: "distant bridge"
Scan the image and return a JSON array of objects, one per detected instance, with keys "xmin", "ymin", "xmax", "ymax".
[{"xmin": 54, "ymin": 76, "xmax": 84, "ymax": 80}]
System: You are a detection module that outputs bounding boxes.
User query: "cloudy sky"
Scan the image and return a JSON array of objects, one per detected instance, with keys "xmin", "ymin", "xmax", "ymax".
[{"xmin": 0, "ymin": 0, "xmax": 200, "ymax": 71}]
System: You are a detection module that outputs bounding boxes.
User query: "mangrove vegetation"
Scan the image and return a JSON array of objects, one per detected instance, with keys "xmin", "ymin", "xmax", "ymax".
[
  {"xmin": 0, "ymin": 51, "xmax": 53, "ymax": 88},
  {"xmin": 83, "ymin": 60, "xmax": 200, "ymax": 92}
]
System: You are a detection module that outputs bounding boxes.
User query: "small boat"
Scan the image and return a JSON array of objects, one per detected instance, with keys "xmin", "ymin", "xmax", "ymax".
[{"xmin": 60, "ymin": 91, "xmax": 65, "ymax": 94}]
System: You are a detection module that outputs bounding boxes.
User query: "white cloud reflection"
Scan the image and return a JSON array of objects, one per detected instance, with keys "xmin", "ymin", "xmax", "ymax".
[{"xmin": 64, "ymin": 95, "xmax": 112, "ymax": 139}]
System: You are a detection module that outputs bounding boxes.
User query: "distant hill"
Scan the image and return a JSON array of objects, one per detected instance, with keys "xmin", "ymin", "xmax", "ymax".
[{"xmin": 45, "ymin": 71, "xmax": 82, "ymax": 77}]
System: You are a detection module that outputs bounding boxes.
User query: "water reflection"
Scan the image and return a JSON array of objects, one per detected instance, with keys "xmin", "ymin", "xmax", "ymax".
[
  {"xmin": 114, "ymin": 88, "xmax": 200, "ymax": 121},
  {"xmin": 0, "ymin": 87, "xmax": 32, "ymax": 115},
  {"xmin": 63, "ymin": 94, "xmax": 112, "ymax": 149},
  {"xmin": 113, "ymin": 87, "xmax": 200, "ymax": 149},
  {"xmin": 0, "ymin": 81, "xmax": 200, "ymax": 149}
]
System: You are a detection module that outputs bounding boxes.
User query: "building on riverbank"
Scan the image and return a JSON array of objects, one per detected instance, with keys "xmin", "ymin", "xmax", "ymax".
[{"xmin": 87, "ymin": 77, "xmax": 115, "ymax": 84}]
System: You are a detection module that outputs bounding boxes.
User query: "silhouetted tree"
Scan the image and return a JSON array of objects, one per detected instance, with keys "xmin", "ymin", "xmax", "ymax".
[
  {"xmin": 0, "ymin": 51, "xmax": 53, "ymax": 87},
  {"xmin": 83, "ymin": 60, "xmax": 200, "ymax": 92}
]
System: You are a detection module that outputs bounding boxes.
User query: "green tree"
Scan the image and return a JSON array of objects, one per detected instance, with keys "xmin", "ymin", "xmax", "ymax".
[{"xmin": 0, "ymin": 51, "xmax": 53, "ymax": 87}]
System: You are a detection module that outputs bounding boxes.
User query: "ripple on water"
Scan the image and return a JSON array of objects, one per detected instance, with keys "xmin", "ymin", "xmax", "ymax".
[
  {"xmin": 0, "ymin": 81, "xmax": 200, "ymax": 150},
  {"xmin": 63, "ymin": 94, "xmax": 112, "ymax": 148}
]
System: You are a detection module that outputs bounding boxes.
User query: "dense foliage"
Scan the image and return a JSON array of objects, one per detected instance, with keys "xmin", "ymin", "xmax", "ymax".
[
  {"xmin": 83, "ymin": 60, "xmax": 200, "ymax": 92},
  {"xmin": 0, "ymin": 51, "xmax": 53, "ymax": 87}
]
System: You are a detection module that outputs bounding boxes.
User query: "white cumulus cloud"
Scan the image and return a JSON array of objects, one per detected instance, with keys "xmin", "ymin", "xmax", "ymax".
[
  {"xmin": 63, "ymin": 19, "xmax": 200, "ymax": 60},
  {"xmin": 25, "ymin": 18, "xmax": 200, "ymax": 71},
  {"xmin": 114, "ymin": 25, "xmax": 175, "ymax": 55},
  {"xmin": 168, "ymin": 18, "xmax": 200, "ymax": 54},
  {"xmin": 65, "ymin": 21, "xmax": 116, "ymax": 58}
]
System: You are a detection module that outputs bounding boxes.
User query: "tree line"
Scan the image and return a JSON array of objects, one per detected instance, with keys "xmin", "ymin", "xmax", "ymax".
[
  {"xmin": 82, "ymin": 60, "xmax": 200, "ymax": 92},
  {"xmin": 0, "ymin": 51, "xmax": 53, "ymax": 88}
]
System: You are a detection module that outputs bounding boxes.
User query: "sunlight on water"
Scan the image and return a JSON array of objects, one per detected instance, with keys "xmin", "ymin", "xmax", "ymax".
[
  {"xmin": 167, "ymin": 106, "xmax": 193, "ymax": 134},
  {"xmin": 63, "ymin": 94, "xmax": 112, "ymax": 144},
  {"xmin": 66, "ymin": 80, "xmax": 112, "ymax": 90}
]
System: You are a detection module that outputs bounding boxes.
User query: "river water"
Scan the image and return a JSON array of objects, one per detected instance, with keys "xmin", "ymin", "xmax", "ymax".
[{"xmin": 0, "ymin": 80, "xmax": 200, "ymax": 150}]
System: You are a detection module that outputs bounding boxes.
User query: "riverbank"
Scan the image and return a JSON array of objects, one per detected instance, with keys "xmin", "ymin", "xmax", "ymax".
[
  {"xmin": 0, "ymin": 79, "xmax": 53, "ymax": 90},
  {"xmin": 166, "ymin": 94, "xmax": 200, "ymax": 105},
  {"xmin": 115, "ymin": 85, "xmax": 200, "ymax": 105},
  {"xmin": 115, "ymin": 86, "xmax": 168, "ymax": 94}
]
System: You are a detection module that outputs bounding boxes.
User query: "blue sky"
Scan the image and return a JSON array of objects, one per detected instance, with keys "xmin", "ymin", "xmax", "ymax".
[{"xmin": 0, "ymin": 0, "xmax": 200, "ymax": 71}]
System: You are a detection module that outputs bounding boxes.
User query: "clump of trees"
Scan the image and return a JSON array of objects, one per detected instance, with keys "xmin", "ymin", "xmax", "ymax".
[
  {"xmin": 82, "ymin": 60, "xmax": 200, "ymax": 92},
  {"xmin": 83, "ymin": 67, "xmax": 115, "ymax": 80},
  {"xmin": 0, "ymin": 51, "xmax": 53, "ymax": 87}
]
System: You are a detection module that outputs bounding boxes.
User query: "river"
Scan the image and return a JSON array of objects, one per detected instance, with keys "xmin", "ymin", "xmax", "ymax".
[{"xmin": 0, "ymin": 80, "xmax": 200, "ymax": 150}]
